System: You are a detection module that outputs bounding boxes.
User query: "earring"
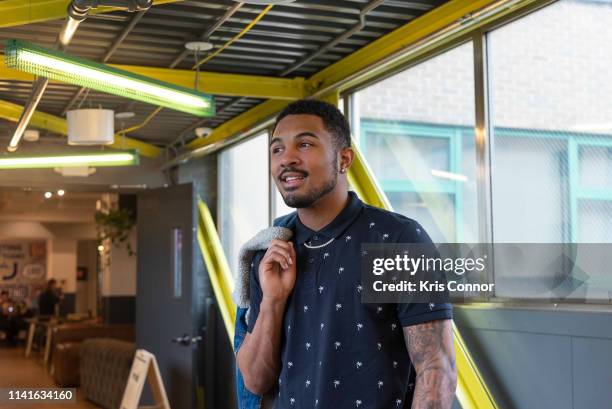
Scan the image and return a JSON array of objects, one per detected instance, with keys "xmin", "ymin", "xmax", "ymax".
[{"xmin": 340, "ymin": 168, "xmax": 346, "ymax": 174}]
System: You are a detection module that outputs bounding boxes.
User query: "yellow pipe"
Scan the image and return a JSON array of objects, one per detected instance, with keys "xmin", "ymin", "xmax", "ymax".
[
  {"xmin": 193, "ymin": 4, "xmax": 274, "ymax": 70},
  {"xmin": 118, "ymin": 106, "xmax": 164, "ymax": 135}
]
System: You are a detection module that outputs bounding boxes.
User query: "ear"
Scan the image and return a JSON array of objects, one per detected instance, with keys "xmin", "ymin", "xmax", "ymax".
[{"xmin": 338, "ymin": 147, "xmax": 355, "ymax": 174}]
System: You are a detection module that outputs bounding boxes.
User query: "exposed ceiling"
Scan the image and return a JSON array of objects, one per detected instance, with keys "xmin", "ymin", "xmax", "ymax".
[{"xmin": 0, "ymin": 0, "xmax": 448, "ymax": 151}]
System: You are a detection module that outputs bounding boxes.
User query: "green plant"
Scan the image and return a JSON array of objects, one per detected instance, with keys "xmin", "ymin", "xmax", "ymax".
[{"xmin": 95, "ymin": 208, "xmax": 136, "ymax": 256}]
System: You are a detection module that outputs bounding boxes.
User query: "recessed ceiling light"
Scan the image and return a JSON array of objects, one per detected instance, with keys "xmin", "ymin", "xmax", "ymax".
[
  {"xmin": 44, "ymin": 191, "xmax": 52, "ymax": 199},
  {"xmin": 185, "ymin": 41, "xmax": 214, "ymax": 52},
  {"xmin": 57, "ymin": 189, "xmax": 65, "ymax": 196}
]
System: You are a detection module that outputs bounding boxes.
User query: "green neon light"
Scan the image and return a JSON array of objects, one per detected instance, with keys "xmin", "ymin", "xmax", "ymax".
[
  {"xmin": 0, "ymin": 150, "xmax": 139, "ymax": 169},
  {"xmin": 4, "ymin": 39, "xmax": 215, "ymax": 117}
]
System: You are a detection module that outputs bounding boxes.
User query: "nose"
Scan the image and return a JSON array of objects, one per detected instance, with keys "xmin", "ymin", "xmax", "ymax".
[{"xmin": 278, "ymin": 145, "xmax": 301, "ymax": 169}]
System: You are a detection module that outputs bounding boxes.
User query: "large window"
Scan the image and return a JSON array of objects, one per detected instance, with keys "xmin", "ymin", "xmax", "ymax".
[
  {"xmin": 488, "ymin": 0, "xmax": 612, "ymax": 300},
  {"xmin": 347, "ymin": 0, "xmax": 612, "ymax": 302},
  {"xmin": 218, "ymin": 133, "xmax": 269, "ymax": 276}
]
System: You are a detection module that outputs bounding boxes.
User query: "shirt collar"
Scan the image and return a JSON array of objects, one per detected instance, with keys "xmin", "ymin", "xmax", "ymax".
[{"xmin": 295, "ymin": 191, "xmax": 363, "ymax": 245}]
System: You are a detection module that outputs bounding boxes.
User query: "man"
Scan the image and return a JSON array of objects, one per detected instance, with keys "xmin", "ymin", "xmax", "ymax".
[
  {"xmin": 236, "ymin": 100, "xmax": 456, "ymax": 408},
  {"xmin": 38, "ymin": 279, "xmax": 62, "ymax": 316}
]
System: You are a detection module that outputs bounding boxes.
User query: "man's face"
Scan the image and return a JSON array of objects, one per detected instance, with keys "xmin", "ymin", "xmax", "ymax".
[{"xmin": 270, "ymin": 114, "xmax": 339, "ymax": 208}]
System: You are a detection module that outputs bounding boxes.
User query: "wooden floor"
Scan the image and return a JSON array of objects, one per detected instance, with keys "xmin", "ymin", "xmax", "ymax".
[{"xmin": 0, "ymin": 346, "xmax": 99, "ymax": 409}]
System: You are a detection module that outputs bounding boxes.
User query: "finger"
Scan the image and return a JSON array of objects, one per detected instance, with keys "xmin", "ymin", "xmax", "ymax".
[
  {"xmin": 267, "ymin": 245, "xmax": 293, "ymax": 265},
  {"xmin": 264, "ymin": 250, "xmax": 292, "ymax": 269},
  {"xmin": 269, "ymin": 239, "xmax": 292, "ymax": 252}
]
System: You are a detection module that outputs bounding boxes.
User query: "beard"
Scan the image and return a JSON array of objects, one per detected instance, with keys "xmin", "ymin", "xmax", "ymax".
[{"xmin": 282, "ymin": 159, "xmax": 338, "ymax": 208}]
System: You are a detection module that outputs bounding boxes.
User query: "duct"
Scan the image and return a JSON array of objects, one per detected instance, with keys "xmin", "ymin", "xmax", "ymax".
[
  {"xmin": 6, "ymin": 0, "xmax": 153, "ymax": 152},
  {"xmin": 279, "ymin": 0, "xmax": 385, "ymax": 77}
]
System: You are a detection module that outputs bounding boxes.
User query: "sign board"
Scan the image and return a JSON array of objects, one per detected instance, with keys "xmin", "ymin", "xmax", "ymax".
[{"xmin": 120, "ymin": 349, "xmax": 171, "ymax": 409}]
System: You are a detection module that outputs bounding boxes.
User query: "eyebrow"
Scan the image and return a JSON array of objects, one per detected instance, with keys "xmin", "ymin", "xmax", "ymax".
[{"xmin": 269, "ymin": 132, "xmax": 319, "ymax": 148}]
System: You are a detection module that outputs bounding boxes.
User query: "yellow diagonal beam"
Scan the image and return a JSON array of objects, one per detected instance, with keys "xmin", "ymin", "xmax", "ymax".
[
  {"xmin": 183, "ymin": 0, "xmax": 498, "ymax": 154},
  {"xmin": 325, "ymin": 92, "xmax": 498, "ymax": 409},
  {"xmin": 197, "ymin": 198, "xmax": 236, "ymax": 342},
  {"xmin": 0, "ymin": 99, "xmax": 162, "ymax": 158},
  {"xmin": 306, "ymin": 0, "xmax": 497, "ymax": 94},
  {"xmin": 0, "ymin": 0, "xmax": 184, "ymax": 28},
  {"xmin": 0, "ymin": 57, "xmax": 306, "ymax": 100}
]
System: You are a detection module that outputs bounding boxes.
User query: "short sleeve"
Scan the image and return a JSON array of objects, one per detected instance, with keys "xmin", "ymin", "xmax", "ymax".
[
  {"xmin": 395, "ymin": 220, "xmax": 453, "ymax": 327},
  {"xmin": 246, "ymin": 251, "xmax": 265, "ymax": 333}
]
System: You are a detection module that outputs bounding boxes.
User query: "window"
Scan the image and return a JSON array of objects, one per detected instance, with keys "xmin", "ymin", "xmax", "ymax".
[
  {"xmin": 218, "ymin": 133, "xmax": 269, "ymax": 276},
  {"xmin": 353, "ymin": 42, "xmax": 479, "ymax": 243},
  {"xmin": 488, "ymin": 0, "xmax": 612, "ymax": 300}
]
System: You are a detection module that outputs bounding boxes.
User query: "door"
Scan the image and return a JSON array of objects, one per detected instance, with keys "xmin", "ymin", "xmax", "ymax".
[{"xmin": 136, "ymin": 183, "xmax": 201, "ymax": 409}]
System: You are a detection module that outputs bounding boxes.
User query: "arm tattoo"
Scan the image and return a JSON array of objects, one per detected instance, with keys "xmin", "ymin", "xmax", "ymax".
[{"xmin": 404, "ymin": 319, "xmax": 456, "ymax": 409}]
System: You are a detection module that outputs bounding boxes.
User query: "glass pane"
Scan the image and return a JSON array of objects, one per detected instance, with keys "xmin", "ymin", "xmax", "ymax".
[
  {"xmin": 354, "ymin": 41, "xmax": 478, "ymax": 243},
  {"xmin": 218, "ymin": 133, "xmax": 269, "ymax": 276},
  {"xmin": 488, "ymin": 0, "xmax": 612, "ymax": 301},
  {"xmin": 579, "ymin": 145, "xmax": 612, "ymax": 190}
]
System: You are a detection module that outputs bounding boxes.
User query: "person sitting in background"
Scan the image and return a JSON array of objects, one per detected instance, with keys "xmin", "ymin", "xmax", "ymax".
[
  {"xmin": 38, "ymin": 279, "xmax": 62, "ymax": 317},
  {"xmin": 0, "ymin": 290, "xmax": 21, "ymax": 346}
]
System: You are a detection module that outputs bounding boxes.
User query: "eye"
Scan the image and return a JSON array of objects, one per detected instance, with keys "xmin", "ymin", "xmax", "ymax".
[
  {"xmin": 271, "ymin": 146, "xmax": 283, "ymax": 154},
  {"xmin": 300, "ymin": 142, "xmax": 313, "ymax": 148}
]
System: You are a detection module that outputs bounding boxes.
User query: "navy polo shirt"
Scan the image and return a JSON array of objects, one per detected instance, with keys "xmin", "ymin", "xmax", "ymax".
[{"xmin": 247, "ymin": 191, "xmax": 452, "ymax": 409}]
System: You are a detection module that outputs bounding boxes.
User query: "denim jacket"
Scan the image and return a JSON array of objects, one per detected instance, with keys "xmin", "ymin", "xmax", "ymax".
[{"xmin": 234, "ymin": 213, "xmax": 297, "ymax": 409}]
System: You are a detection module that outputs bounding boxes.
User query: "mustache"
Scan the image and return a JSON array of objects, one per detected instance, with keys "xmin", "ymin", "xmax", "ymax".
[{"xmin": 279, "ymin": 168, "xmax": 309, "ymax": 180}]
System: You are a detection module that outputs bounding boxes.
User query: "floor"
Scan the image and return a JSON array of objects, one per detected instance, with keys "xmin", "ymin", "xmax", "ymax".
[{"xmin": 0, "ymin": 346, "xmax": 99, "ymax": 409}]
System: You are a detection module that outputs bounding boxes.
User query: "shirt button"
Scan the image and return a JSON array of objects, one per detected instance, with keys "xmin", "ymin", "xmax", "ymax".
[
  {"xmin": 313, "ymin": 235, "xmax": 319, "ymax": 240},
  {"xmin": 308, "ymin": 257, "xmax": 315, "ymax": 263}
]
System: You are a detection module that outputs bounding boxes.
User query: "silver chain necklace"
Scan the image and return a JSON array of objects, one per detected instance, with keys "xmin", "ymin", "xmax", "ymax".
[{"xmin": 303, "ymin": 237, "xmax": 335, "ymax": 249}]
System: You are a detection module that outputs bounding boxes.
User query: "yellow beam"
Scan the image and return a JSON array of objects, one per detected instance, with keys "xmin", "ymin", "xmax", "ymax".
[
  {"xmin": 110, "ymin": 65, "xmax": 306, "ymax": 100},
  {"xmin": 306, "ymin": 0, "xmax": 497, "ymax": 94},
  {"xmin": 0, "ymin": 56, "xmax": 306, "ymax": 101},
  {"xmin": 324, "ymin": 94, "xmax": 498, "ymax": 409},
  {"xmin": 0, "ymin": 0, "xmax": 184, "ymax": 29},
  {"xmin": 197, "ymin": 198, "xmax": 236, "ymax": 342},
  {"xmin": 182, "ymin": 0, "xmax": 498, "ymax": 154},
  {"xmin": 0, "ymin": 99, "xmax": 162, "ymax": 158}
]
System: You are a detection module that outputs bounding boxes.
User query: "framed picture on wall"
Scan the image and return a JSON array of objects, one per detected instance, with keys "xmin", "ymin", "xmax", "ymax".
[{"xmin": 77, "ymin": 266, "xmax": 88, "ymax": 281}]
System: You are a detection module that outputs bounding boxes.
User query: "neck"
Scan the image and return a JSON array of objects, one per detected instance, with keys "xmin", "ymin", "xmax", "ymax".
[{"xmin": 297, "ymin": 185, "xmax": 349, "ymax": 231}]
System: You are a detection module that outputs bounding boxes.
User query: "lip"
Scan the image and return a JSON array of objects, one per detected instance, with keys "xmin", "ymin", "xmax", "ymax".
[{"xmin": 280, "ymin": 175, "xmax": 306, "ymax": 190}]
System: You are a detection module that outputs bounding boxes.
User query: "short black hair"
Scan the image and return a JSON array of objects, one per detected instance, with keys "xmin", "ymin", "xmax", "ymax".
[{"xmin": 274, "ymin": 99, "xmax": 351, "ymax": 150}]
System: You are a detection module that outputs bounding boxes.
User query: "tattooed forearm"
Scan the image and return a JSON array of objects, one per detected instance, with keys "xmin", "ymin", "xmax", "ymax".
[{"xmin": 404, "ymin": 319, "xmax": 456, "ymax": 409}]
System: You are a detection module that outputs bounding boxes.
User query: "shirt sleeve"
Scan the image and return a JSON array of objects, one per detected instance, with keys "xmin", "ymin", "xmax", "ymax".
[
  {"xmin": 246, "ymin": 251, "xmax": 265, "ymax": 333},
  {"xmin": 395, "ymin": 220, "xmax": 453, "ymax": 327}
]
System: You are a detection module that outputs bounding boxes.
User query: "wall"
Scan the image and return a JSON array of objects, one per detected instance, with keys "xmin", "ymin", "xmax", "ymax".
[
  {"xmin": 76, "ymin": 240, "xmax": 98, "ymax": 316},
  {"xmin": 100, "ymin": 220, "xmax": 138, "ymax": 324},
  {"xmin": 453, "ymin": 305, "xmax": 612, "ymax": 409},
  {"xmin": 0, "ymin": 221, "xmax": 97, "ymax": 313}
]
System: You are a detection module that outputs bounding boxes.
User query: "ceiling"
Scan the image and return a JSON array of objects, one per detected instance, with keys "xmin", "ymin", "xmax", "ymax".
[{"xmin": 0, "ymin": 0, "xmax": 448, "ymax": 151}]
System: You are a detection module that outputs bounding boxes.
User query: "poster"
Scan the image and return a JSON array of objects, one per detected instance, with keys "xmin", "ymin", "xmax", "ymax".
[{"xmin": 0, "ymin": 240, "xmax": 47, "ymax": 307}]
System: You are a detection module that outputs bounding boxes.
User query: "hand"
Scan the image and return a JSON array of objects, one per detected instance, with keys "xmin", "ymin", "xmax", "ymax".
[{"xmin": 259, "ymin": 239, "xmax": 297, "ymax": 302}]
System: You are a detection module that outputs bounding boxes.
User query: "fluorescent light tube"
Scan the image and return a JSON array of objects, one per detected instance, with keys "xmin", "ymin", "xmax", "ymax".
[
  {"xmin": 0, "ymin": 151, "xmax": 139, "ymax": 169},
  {"xmin": 5, "ymin": 39, "xmax": 215, "ymax": 117}
]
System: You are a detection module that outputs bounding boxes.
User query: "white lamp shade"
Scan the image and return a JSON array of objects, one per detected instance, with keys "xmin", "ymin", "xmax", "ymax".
[{"xmin": 67, "ymin": 109, "xmax": 115, "ymax": 145}]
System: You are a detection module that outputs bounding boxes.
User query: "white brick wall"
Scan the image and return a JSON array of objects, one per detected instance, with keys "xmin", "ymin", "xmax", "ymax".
[{"xmin": 358, "ymin": 0, "xmax": 612, "ymax": 133}]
